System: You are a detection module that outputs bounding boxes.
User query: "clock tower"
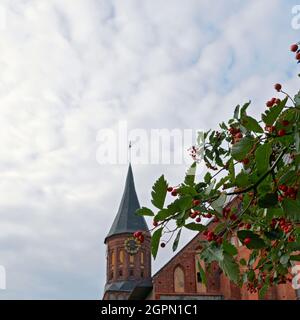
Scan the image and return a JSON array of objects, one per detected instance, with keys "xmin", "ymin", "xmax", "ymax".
[{"xmin": 103, "ymin": 164, "xmax": 152, "ymax": 300}]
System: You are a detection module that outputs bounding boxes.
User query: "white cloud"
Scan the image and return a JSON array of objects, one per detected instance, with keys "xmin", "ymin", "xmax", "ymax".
[{"xmin": 0, "ymin": 0, "xmax": 298, "ymax": 298}]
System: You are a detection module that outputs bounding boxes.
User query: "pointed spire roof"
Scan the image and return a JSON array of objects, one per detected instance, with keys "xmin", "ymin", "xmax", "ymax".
[{"xmin": 105, "ymin": 164, "xmax": 148, "ymax": 242}]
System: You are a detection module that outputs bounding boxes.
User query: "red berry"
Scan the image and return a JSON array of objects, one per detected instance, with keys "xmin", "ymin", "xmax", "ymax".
[
  {"xmin": 244, "ymin": 237, "xmax": 251, "ymax": 245},
  {"xmin": 167, "ymin": 186, "xmax": 173, "ymax": 192},
  {"xmin": 153, "ymin": 220, "xmax": 158, "ymax": 227},
  {"xmin": 138, "ymin": 234, "xmax": 144, "ymax": 243},
  {"xmin": 203, "ymin": 230, "xmax": 208, "ymax": 236},
  {"xmin": 216, "ymin": 237, "xmax": 223, "ymax": 245},
  {"xmin": 160, "ymin": 242, "xmax": 166, "ymax": 248},
  {"xmin": 195, "ymin": 217, "xmax": 201, "ymax": 223},
  {"xmin": 279, "ymin": 184, "xmax": 288, "ymax": 192},
  {"xmin": 230, "ymin": 214, "xmax": 237, "ymax": 221},
  {"xmin": 282, "ymin": 120, "xmax": 289, "ymax": 126},
  {"xmin": 239, "ymin": 222, "xmax": 244, "ymax": 228},
  {"xmin": 213, "ymin": 216, "xmax": 219, "ymax": 222},
  {"xmin": 242, "ymin": 158, "xmax": 250, "ymax": 165},
  {"xmin": 134, "ymin": 231, "xmax": 142, "ymax": 238},
  {"xmin": 266, "ymin": 100, "xmax": 274, "ymax": 108},
  {"xmin": 246, "ymin": 223, "xmax": 251, "ymax": 230},
  {"xmin": 278, "ymin": 129, "xmax": 286, "ymax": 137},
  {"xmin": 206, "ymin": 213, "xmax": 212, "ymax": 218},
  {"xmin": 296, "ymin": 52, "xmax": 300, "ymax": 60},
  {"xmin": 275, "ymin": 98, "xmax": 281, "ymax": 104},
  {"xmin": 235, "ymin": 132, "xmax": 243, "ymax": 139},
  {"xmin": 190, "ymin": 211, "xmax": 197, "ymax": 219},
  {"xmin": 291, "ymin": 44, "xmax": 298, "ymax": 52},
  {"xmin": 171, "ymin": 189, "xmax": 178, "ymax": 196},
  {"xmin": 193, "ymin": 199, "xmax": 201, "ymax": 206},
  {"xmin": 278, "ymin": 195, "xmax": 284, "ymax": 202},
  {"xmin": 274, "ymin": 83, "xmax": 282, "ymax": 92}
]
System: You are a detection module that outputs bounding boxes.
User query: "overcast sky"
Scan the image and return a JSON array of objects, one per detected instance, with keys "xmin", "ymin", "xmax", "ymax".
[{"xmin": 0, "ymin": 0, "xmax": 299, "ymax": 299}]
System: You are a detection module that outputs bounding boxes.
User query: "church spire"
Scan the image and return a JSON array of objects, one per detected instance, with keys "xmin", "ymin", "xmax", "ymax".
[{"xmin": 104, "ymin": 164, "xmax": 148, "ymax": 243}]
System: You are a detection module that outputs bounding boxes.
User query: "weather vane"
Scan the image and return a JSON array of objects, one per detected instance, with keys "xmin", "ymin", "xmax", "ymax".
[{"xmin": 128, "ymin": 140, "xmax": 132, "ymax": 163}]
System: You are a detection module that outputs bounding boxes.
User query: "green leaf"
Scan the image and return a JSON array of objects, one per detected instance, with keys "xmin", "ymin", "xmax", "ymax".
[
  {"xmin": 151, "ymin": 175, "xmax": 168, "ymax": 209},
  {"xmin": 155, "ymin": 208, "xmax": 173, "ymax": 221},
  {"xmin": 287, "ymin": 241, "xmax": 300, "ymax": 251},
  {"xmin": 262, "ymin": 97, "xmax": 287, "ymax": 125},
  {"xmin": 234, "ymin": 105, "xmax": 240, "ymax": 120},
  {"xmin": 231, "ymin": 136, "xmax": 255, "ymax": 161},
  {"xmin": 136, "ymin": 207, "xmax": 154, "ymax": 217},
  {"xmin": 151, "ymin": 227, "xmax": 163, "ymax": 259},
  {"xmin": 197, "ymin": 260, "xmax": 207, "ymax": 285},
  {"xmin": 240, "ymin": 101, "xmax": 251, "ymax": 117},
  {"xmin": 279, "ymin": 254, "xmax": 289, "ymax": 265},
  {"xmin": 282, "ymin": 198, "xmax": 300, "ymax": 222},
  {"xmin": 242, "ymin": 115, "xmax": 264, "ymax": 133},
  {"xmin": 210, "ymin": 193, "xmax": 227, "ymax": 213},
  {"xmin": 258, "ymin": 193, "xmax": 278, "ymax": 208},
  {"xmin": 237, "ymin": 230, "xmax": 266, "ymax": 249},
  {"xmin": 235, "ymin": 171, "xmax": 250, "ymax": 188},
  {"xmin": 204, "ymin": 172, "xmax": 212, "ymax": 184},
  {"xmin": 278, "ymin": 170, "xmax": 297, "ymax": 186},
  {"xmin": 222, "ymin": 240, "xmax": 238, "ymax": 256},
  {"xmin": 176, "ymin": 195, "xmax": 193, "ymax": 211},
  {"xmin": 172, "ymin": 229, "xmax": 182, "ymax": 252},
  {"xmin": 184, "ymin": 162, "xmax": 197, "ymax": 186},
  {"xmin": 255, "ymin": 143, "xmax": 272, "ymax": 175},
  {"xmin": 239, "ymin": 258, "xmax": 247, "ymax": 266},
  {"xmin": 290, "ymin": 254, "xmax": 300, "ymax": 261},
  {"xmin": 220, "ymin": 253, "xmax": 240, "ymax": 284},
  {"xmin": 184, "ymin": 223, "xmax": 206, "ymax": 232},
  {"xmin": 259, "ymin": 282, "xmax": 269, "ymax": 300}
]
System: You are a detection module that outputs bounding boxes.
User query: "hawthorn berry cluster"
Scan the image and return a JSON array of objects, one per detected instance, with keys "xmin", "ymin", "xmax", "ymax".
[
  {"xmin": 291, "ymin": 43, "xmax": 300, "ymax": 60},
  {"xmin": 133, "ymin": 231, "xmax": 144, "ymax": 243},
  {"xmin": 203, "ymin": 230, "xmax": 223, "ymax": 244},
  {"xmin": 277, "ymin": 184, "xmax": 298, "ymax": 202},
  {"xmin": 228, "ymin": 126, "xmax": 243, "ymax": 144},
  {"xmin": 270, "ymin": 217, "xmax": 295, "ymax": 241}
]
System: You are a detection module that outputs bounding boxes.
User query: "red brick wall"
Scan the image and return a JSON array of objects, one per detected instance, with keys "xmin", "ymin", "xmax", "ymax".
[{"xmin": 152, "ymin": 220, "xmax": 297, "ymax": 300}]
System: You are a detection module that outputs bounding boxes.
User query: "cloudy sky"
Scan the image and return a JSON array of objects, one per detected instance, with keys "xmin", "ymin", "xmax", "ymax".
[{"xmin": 0, "ymin": 0, "xmax": 299, "ymax": 299}]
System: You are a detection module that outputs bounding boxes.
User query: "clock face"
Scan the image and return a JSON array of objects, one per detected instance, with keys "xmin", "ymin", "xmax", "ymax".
[{"xmin": 124, "ymin": 237, "xmax": 141, "ymax": 255}]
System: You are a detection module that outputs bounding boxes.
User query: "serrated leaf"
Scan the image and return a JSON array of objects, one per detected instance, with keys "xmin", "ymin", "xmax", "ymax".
[
  {"xmin": 240, "ymin": 101, "xmax": 251, "ymax": 117},
  {"xmin": 210, "ymin": 193, "xmax": 227, "ymax": 213},
  {"xmin": 151, "ymin": 175, "xmax": 168, "ymax": 209},
  {"xmin": 151, "ymin": 227, "xmax": 163, "ymax": 259},
  {"xmin": 237, "ymin": 230, "xmax": 266, "ymax": 249},
  {"xmin": 184, "ymin": 162, "xmax": 197, "ymax": 186},
  {"xmin": 262, "ymin": 97, "xmax": 287, "ymax": 125},
  {"xmin": 290, "ymin": 254, "xmax": 300, "ymax": 261},
  {"xmin": 222, "ymin": 240, "xmax": 238, "ymax": 256},
  {"xmin": 234, "ymin": 105, "xmax": 240, "ymax": 119},
  {"xmin": 258, "ymin": 193, "xmax": 278, "ymax": 208},
  {"xmin": 255, "ymin": 143, "xmax": 272, "ymax": 175},
  {"xmin": 282, "ymin": 198, "xmax": 300, "ymax": 222},
  {"xmin": 136, "ymin": 207, "xmax": 154, "ymax": 217},
  {"xmin": 184, "ymin": 223, "xmax": 206, "ymax": 232},
  {"xmin": 259, "ymin": 282, "xmax": 269, "ymax": 300},
  {"xmin": 172, "ymin": 229, "xmax": 182, "ymax": 252},
  {"xmin": 155, "ymin": 208, "xmax": 174, "ymax": 221},
  {"xmin": 242, "ymin": 115, "xmax": 264, "ymax": 133},
  {"xmin": 231, "ymin": 136, "xmax": 255, "ymax": 161},
  {"xmin": 220, "ymin": 253, "xmax": 240, "ymax": 284},
  {"xmin": 197, "ymin": 260, "xmax": 207, "ymax": 285}
]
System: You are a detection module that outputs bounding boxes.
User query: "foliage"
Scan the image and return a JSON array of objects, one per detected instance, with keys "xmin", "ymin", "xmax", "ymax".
[{"xmin": 136, "ymin": 43, "xmax": 300, "ymax": 298}]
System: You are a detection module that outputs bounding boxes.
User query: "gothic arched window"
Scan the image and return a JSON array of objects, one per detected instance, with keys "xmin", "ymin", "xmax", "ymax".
[
  {"xmin": 119, "ymin": 249, "xmax": 124, "ymax": 264},
  {"xmin": 174, "ymin": 266, "xmax": 185, "ymax": 293}
]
